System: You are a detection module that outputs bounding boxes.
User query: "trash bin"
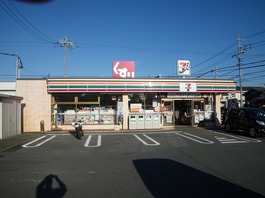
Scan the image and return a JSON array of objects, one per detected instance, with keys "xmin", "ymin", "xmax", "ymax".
[
  {"xmin": 40, "ymin": 120, "xmax": 44, "ymax": 133},
  {"xmin": 152, "ymin": 114, "xmax": 160, "ymax": 129},
  {"xmin": 137, "ymin": 114, "xmax": 145, "ymax": 129},
  {"xmin": 145, "ymin": 114, "xmax": 152, "ymax": 129},
  {"xmin": 129, "ymin": 115, "xmax": 137, "ymax": 129}
]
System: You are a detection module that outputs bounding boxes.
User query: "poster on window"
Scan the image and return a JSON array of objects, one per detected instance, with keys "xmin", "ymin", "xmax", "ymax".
[{"xmin": 130, "ymin": 103, "xmax": 142, "ymax": 112}]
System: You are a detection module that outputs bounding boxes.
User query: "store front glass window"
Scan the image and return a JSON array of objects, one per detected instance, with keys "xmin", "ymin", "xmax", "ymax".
[
  {"xmin": 128, "ymin": 93, "xmax": 157, "ymax": 112},
  {"xmin": 127, "ymin": 92, "xmax": 162, "ymax": 129},
  {"xmin": 79, "ymin": 94, "xmax": 98, "ymax": 102},
  {"xmin": 51, "ymin": 93, "xmax": 122, "ymax": 126},
  {"xmin": 55, "ymin": 93, "xmax": 75, "ymax": 102}
]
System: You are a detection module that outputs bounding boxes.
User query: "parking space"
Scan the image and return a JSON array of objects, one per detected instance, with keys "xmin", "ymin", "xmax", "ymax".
[
  {"xmin": 210, "ymin": 130, "xmax": 262, "ymax": 144},
  {"xmin": 1, "ymin": 128, "xmax": 265, "ymax": 198},
  {"xmin": 20, "ymin": 129, "xmax": 263, "ymax": 149}
]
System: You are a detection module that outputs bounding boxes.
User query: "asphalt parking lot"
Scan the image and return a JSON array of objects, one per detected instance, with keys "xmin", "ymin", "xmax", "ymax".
[{"xmin": 1, "ymin": 127, "xmax": 265, "ymax": 198}]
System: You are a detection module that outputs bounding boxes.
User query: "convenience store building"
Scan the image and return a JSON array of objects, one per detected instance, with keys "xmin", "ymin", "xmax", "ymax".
[{"xmin": 16, "ymin": 77, "xmax": 236, "ymax": 132}]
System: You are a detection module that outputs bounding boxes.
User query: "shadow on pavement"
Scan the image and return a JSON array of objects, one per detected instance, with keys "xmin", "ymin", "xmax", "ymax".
[
  {"xmin": 133, "ymin": 158, "xmax": 264, "ymax": 198},
  {"xmin": 68, "ymin": 130, "xmax": 81, "ymax": 140},
  {"xmin": 36, "ymin": 174, "xmax": 67, "ymax": 198}
]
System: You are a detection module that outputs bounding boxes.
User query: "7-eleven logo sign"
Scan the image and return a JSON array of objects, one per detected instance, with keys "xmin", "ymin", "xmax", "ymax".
[{"xmin": 179, "ymin": 83, "xmax": 197, "ymax": 92}]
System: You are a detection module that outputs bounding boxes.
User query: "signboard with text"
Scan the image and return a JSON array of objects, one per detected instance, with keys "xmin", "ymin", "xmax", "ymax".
[{"xmin": 112, "ymin": 61, "xmax": 135, "ymax": 78}]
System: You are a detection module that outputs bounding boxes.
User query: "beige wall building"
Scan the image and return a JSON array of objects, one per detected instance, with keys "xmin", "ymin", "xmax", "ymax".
[
  {"xmin": 16, "ymin": 78, "xmax": 236, "ymax": 132},
  {"xmin": 16, "ymin": 79, "xmax": 51, "ymax": 132}
]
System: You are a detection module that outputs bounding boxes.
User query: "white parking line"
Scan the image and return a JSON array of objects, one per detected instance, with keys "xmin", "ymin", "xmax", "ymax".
[
  {"xmin": 22, "ymin": 135, "xmax": 56, "ymax": 148},
  {"xmin": 134, "ymin": 134, "xmax": 160, "ymax": 146},
  {"xmin": 211, "ymin": 131, "xmax": 262, "ymax": 143},
  {"xmin": 214, "ymin": 136, "xmax": 248, "ymax": 144},
  {"xmin": 175, "ymin": 132, "xmax": 214, "ymax": 144},
  {"xmin": 84, "ymin": 135, "xmax": 102, "ymax": 147}
]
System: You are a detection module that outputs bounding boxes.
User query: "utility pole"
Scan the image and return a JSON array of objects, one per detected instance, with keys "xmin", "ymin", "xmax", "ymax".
[
  {"xmin": 0, "ymin": 52, "xmax": 23, "ymax": 79},
  {"xmin": 56, "ymin": 36, "xmax": 74, "ymax": 77},
  {"xmin": 215, "ymin": 65, "xmax": 218, "ymax": 79},
  {"xmin": 233, "ymin": 34, "xmax": 250, "ymax": 107}
]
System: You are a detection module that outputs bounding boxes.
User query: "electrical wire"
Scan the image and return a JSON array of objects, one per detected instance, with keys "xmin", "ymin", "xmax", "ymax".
[
  {"xmin": 195, "ymin": 59, "xmax": 265, "ymax": 79},
  {"xmin": 8, "ymin": 0, "xmax": 55, "ymax": 43},
  {"xmin": 194, "ymin": 38, "xmax": 265, "ymax": 78},
  {"xmin": 0, "ymin": 0, "xmax": 55, "ymax": 43},
  {"xmin": 192, "ymin": 43, "xmax": 236, "ymax": 71},
  {"xmin": 193, "ymin": 30, "xmax": 265, "ymax": 78},
  {"xmin": 245, "ymin": 29, "xmax": 265, "ymax": 39}
]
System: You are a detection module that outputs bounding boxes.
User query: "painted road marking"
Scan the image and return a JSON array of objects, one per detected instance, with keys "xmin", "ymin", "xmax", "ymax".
[
  {"xmin": 214, "ymin": 137, "xmax": 248, "ymax": 144},
  {"xmin": 211, "ymin": 131, "xmax": 262, "ymax": 144},
  {"xmin": 22, "ymin": 135, "xmax": 56, "ymax": 148},
  {"xmin": 175, "ymin": 131, "xmax": 214, "ymax": 144},
  {"xmin": 84, "ymin": 135, "xmax": 102, "ymax": 147},
  {"xmin": 134, "ymin": 134, "xmax": 160, "ymax": 146}
]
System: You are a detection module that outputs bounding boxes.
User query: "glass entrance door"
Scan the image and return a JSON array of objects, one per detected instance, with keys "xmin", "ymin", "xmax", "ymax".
[
  {"xmin": 161, "ymin": 100, "xmax": 174, "ymax": 126},
  {"xmin": 174, "ymin": 100, "xmax": 192, "ymax": 125},
  {"xmin": 193, "ymin": 100, "xmax": 205, "ymax": 126},
  {"xmin": 162, "ymin": 99, "xmax": 206, "ymax": 127}
]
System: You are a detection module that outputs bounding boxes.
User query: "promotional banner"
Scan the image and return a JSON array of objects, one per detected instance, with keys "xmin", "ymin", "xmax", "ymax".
[
  {"xmin": 112, "ymin": 61, "xmax": 135, "ymax": 78},
  {"xmin": 177, "ymin": 60, "xmax": 190, "ymax": 76}
]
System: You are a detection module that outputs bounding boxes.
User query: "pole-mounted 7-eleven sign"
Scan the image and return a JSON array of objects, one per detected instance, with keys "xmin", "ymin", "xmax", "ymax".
[{"xmin": 177, "ymin": 60, "xmax": 190, "ymax": 76}]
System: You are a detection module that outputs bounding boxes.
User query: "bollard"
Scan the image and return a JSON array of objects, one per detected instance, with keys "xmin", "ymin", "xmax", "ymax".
[{"xmin": 40, "ymin": 120, "xmax": 44, "ymax": 133}]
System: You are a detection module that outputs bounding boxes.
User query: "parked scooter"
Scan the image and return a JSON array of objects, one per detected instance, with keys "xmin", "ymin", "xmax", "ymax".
[{"xmin": 72, "ymin": 120, "xmax": 84, "ymax": 139}]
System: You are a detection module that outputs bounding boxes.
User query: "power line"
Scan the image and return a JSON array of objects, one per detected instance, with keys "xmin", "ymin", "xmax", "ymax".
[
  {"xmin": 193, "ymin": 31, "xmax": 265, "ymax": 77},
  {"xmin": 245, "ymin": 29, "xmax": 265, "ymax": 39},
  {"xmin": 192, "ymin": 44, "xmax": 236, "ymax": 76},
  {"xmin": 8, "ymin": 0, "xmax": 55, "ymax": 43},
  {"xmin": 0, "ymin": 0, "xmax": 44, "ymax": 42},
  {"xmin": 219, "ymin": 60, "xmax": 265, "ymax": 73},
  {"xmin": 194, "ymin": 58, "xmax": 265, "ymax": 82},
  {"xmin": 201, "ymin": 61, "xmax": 265, "ymax": 79},
  {"xmin": 250, "ymin": 40, "xmax": 265, "ymax": 46},
  {"xmin": 0, "ymin": 0, "xmax": 55, "ymax": 43}
]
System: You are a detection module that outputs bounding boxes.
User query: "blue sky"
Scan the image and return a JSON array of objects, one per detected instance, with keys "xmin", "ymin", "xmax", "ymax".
[{"xmin": 1, "ymin": 0, "xmax": 265, "ymax": 86}]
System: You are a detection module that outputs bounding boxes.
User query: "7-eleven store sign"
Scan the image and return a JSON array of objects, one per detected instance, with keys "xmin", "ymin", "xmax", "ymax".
[{"xmin": 179, "ymin": 83, "xmax": 197, "ymax": 92}]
